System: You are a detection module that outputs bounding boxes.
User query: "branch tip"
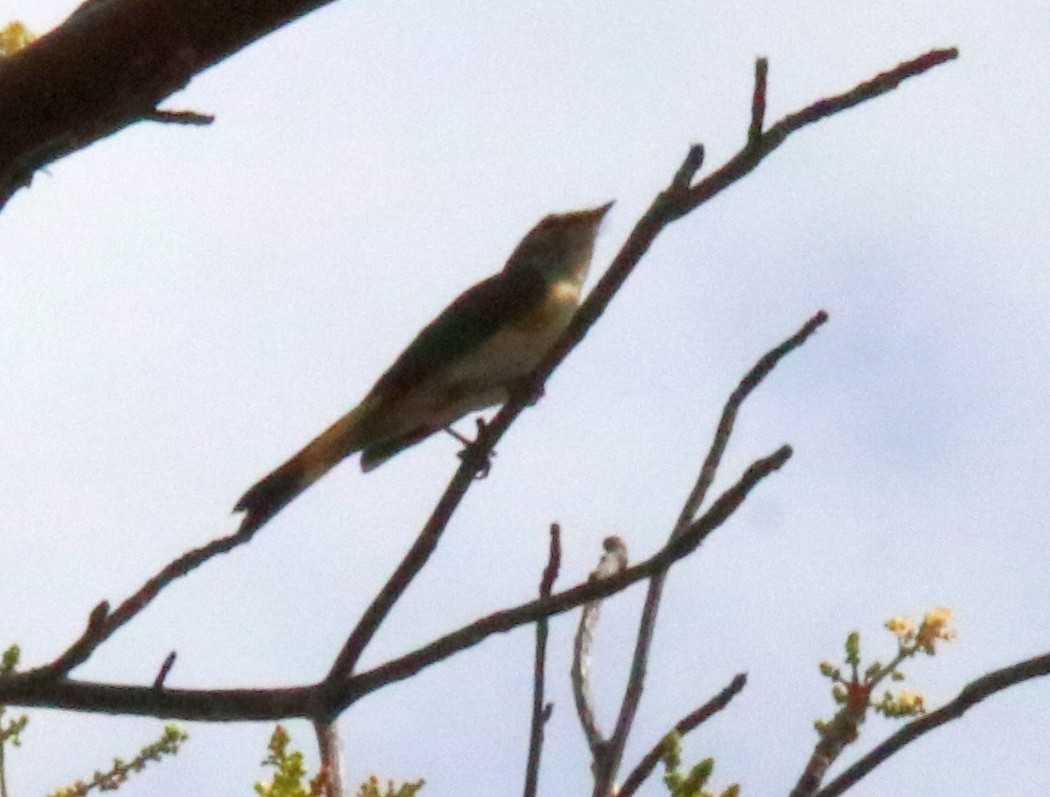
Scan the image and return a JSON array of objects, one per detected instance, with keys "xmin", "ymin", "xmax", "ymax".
[
  {"xmin": 671, "ymin": 143, "xmax": 706, "ymax": 190},
  {"xmin": 748, "ymin": 57, "xmax": 770, "ymax": 144},
  {"xmin": 144, "ymin": 109, "xmax": 215, "ymax": 126},
  {"xmin": 153, "ymin": 651, "xmax": 177, "ymax": 690}
]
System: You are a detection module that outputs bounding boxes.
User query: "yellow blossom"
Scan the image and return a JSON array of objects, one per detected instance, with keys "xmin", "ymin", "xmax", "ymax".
[
  {"xmin": 0, "ymin": 22, "xmax": 35, "ymax": 56},
  {"xmin": 897, "ymin": 691, "xmax": 925, "ymax": 714},
  {"xmin": 884, "ymin": 617, "xmax": 915, "ymax": 638},
  {"xmin": 917, "ymin": 607, "xmax": 956, "ymax": 652}
]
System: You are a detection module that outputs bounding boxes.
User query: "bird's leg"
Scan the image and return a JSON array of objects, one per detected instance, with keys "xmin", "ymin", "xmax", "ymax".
[{"xmin": 447, "ymin": 418, "xmax": 495, "ymax": 479}]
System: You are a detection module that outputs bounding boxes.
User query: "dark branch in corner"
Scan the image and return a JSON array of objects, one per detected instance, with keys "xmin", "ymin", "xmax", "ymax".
[{"xmin": 0, "ymin": 0, "xmax": 342, "ymax": 210}]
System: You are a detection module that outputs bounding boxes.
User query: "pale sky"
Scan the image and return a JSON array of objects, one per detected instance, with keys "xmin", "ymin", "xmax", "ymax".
[{"xmin": 2, "ymin": 1, "xmax": 1049, "ymax": 796}]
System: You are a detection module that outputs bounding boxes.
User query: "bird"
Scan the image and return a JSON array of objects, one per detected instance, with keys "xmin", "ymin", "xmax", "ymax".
[{"xmin": 234, "ymin": 201, "xmax": 614, "ymax": 534}]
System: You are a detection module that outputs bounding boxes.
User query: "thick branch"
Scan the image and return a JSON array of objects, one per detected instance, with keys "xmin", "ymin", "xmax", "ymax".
[{"xmin": 0, "ymin": 0, "xmax": 341, "ymax": 209}]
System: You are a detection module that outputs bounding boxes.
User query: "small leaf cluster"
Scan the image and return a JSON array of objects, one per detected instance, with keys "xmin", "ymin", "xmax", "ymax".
[
  {"xmin": 47, "ymin": 725, "xmax": 188, "ymax": 797},
  {"xmin": 256, "ymin": 725, "xmax": 326, "ymax": 797},
  {"xmin": 1, "ymin": 646, "xmax": 30, "ymax": 761},
  {"xmin": 356, "ymin": 774, "xmax": 425, "ymax": 797},
  {"xmin": 815, "ymin": 608, "xmax": 956, "ymax": 741},
  {"xmin": 255, "ymin": 725, "xmax": 424, "ymax": 797},
  {"xmin": 660, "ymin": 731, "xmax": 738, "ymax": 797}
]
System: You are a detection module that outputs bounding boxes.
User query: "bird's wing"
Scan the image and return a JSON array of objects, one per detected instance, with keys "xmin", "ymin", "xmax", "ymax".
[{"xmin": 369, "ymin": 265, "xmax": 548, "ymax": 402}]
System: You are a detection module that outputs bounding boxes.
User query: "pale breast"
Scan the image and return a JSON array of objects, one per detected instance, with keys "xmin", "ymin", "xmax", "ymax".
[{"xmin": 388, "ymin": 279, "xmax": 582, "ymax": 429}]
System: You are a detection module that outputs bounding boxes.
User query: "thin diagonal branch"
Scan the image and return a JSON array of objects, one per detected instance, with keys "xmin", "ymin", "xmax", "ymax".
[
  {"xmin": 594, "ymin": 310, "xmax": 827, "ymax": 797},
  {"xmin": 811, "ymin": 653, "xmax": 1050, "ymax": 797},
  {"xmin": 26, "ymin": 520, "xmax": 275, "ymax": 678},
  {"xmin": 523, "ymin": 524, "xmax": 562, "ymax": 797},
  {"xmin": 675, "ymin": 310, "xmax": 828, "ymax": 535},
  {"xmin": 618, "ymin": 673, "xmax": 748, "ymax": 797}
]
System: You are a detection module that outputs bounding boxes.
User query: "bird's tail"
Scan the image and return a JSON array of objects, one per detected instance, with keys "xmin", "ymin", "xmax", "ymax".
[{"xmin": 233, "ymin": 401, "xmax": 372, "ymax": 534}]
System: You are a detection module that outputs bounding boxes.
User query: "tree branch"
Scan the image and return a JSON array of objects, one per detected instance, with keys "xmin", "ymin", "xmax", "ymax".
[
  {"xmin": 314, "ymin": 718, "xmax": 345, "ymax": 797},
  {"xmin": 0, "ymin": 448, "xmax": 788, "ymax": 721},
  {"xmin": 322, "ymin": 47, "xmax": 953, "ymax": 692},
  {"xmin": 335, "ymin": 446, "xmax": 791, "ymax": 710},
  {"xmin": 593, "ymin": 309, "xmax": 827, "ymax": 797},
  {"xmin": 0, "ymin": 0, "xmax": 342, "ymax": 209},
  {"xmin": 618, "ymin": 673, "xmax": 748, "ymax": 797},
  {"xmin": 584, "ymin": 46, "xmax": 961, "ymax": 795},
  {"xmin": 24, "ymin": 520, "xmax": 276, "ymax": 678},
  {"xmin": 811, "ymin": 653, "xmax": 1050, "ymax": 797},
  {"xmin": 523, "ymin": 524, "xmax": 562, "ymax": 797}
]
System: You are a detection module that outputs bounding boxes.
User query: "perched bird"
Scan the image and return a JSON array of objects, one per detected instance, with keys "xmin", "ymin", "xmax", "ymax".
[{"xmin": 234, "ymin": 201, "xmax": 613, "ymax": 533}]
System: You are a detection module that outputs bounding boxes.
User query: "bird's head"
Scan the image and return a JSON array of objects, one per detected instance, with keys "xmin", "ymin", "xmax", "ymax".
[{"xmin": 505, "ymin": 201, "xmax": 614, "ymax": 286}]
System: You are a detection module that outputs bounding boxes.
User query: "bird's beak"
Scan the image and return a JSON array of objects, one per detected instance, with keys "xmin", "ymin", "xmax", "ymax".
[{"xmin": 593, "ymin": 200, "xmax": 615, "ymax": 219}]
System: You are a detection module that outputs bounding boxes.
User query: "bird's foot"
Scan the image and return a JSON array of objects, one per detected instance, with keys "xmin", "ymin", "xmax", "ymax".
[{"xmin": 448, "ymin": 418, "xmax": 495, "ymax": 479}]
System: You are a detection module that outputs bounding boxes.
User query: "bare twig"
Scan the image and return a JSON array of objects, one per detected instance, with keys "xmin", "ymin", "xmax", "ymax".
[
  {"xmin": 618, "ymin": 673, "xmax": 748, "ymax": 797},
  {"xmin": 810, "ymin": 653, "xmax": 1050, "ymax": 797},
  {"xmin": 523, "ymin": 524, "xmax": 562, "ymax": 797},
  {"xmin": 676, "ymin": 310, "xmax": 828, "ymax": 536},
  {"xmin": 26, "ymin": 601, "xmax": 109, "ymax": 679},
  {"xmin": 142, "ymin": 109, "xmax": 215, "ymax": 126},
  {"xmin": 153, "ymin": 651, "xmax": 177, "ymax": 691},
  {"xmin": 314, "ymin": 718, "xmax": 345, "ymax": 797},
  {"xmin": 594, "ymin": 310, "xmax": 827, "ymax": 797},
  {"xmin": 747, "ymin": 58, "xmax": 769, "ymax": 146},
  {"xmin": 26, "ymin": 521, "xmax": 274, "ymax": 677},
  {"xmin": 573, "ymin": 536, "xmax": 629, "ymax": 758}
]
